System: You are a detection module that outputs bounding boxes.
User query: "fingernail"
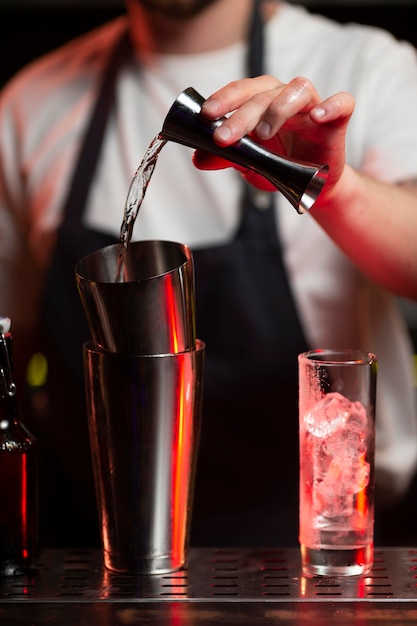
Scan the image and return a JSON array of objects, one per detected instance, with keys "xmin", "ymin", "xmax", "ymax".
[
  {"xmin": 256, "ymin": 121, "xmax": 271, "ymax": 139},
  {"xmin": 313, "ymin": 107, "xmax": 326, "ymax": 119},
  {"xmin": 202, "ymin": 99, "xmax": 221, "ymax": 116},
  {"xmin": 215, "ymin": 124, "xmax": 233, "ymax": 142}
]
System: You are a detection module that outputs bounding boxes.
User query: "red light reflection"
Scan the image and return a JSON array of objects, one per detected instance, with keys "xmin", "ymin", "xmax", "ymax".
[
  {"xmin": 164, "ymin": 279, "xmax": 180, "ymax": 354},
  {"xmin": 20, "ymin": 453, "xmax": 29, "ymax": 560},
  {"xmin": 172, "ymin": 355, "xmax": 194, "ymax": 567}
]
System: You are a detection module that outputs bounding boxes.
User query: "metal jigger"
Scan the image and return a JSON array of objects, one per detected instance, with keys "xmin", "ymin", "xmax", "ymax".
[{"xmin": 161, "ymin": 87, "xmax": 329, "ymax": 214}]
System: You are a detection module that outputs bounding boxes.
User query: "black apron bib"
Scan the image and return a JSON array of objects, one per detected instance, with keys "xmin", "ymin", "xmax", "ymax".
[{"xmin": 37, "ymin": 1, "xmax": 308, "ymax": 548}]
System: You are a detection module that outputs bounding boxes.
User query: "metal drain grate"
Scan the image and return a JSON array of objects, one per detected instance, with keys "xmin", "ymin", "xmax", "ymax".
[{"xmin": 1, "ymin": 548, "xmax": 417, "ymax": 602}]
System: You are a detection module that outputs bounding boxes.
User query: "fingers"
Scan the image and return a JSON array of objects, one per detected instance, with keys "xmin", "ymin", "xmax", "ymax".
[
  {"xmin": 202, "ymin": 77, "xmax": 354, "ymax": 149},
  {"xmin": 202, "ymin": 76, "xmax": 284, "ymax": 144},
  {"xmin": 202, "ymin": 76, "xmax": 322, "ymax": 145},
  {"xmin": 192, "ymin": 150, "xmax": 234, "ymax": 171},
  {"xmin": 253, "ymin": 77, "xmax": 322, "ymax": 140},
  {"xmin": 192, "ymin": 149, "xmax": 276, "ymax": 192},
  {"xmin": 195, "ymin": 76, "xmax": 355, "ymax": 193},
  {"xmin": 310, "ymin": 92, "xmax": 355, "ymax": 125},
  {"xmin": 202, "ymin": 75, "xmax": 281, "ymax": 118}
]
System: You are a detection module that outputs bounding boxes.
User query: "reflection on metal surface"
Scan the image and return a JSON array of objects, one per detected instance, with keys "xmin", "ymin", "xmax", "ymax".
[
  {"xmin": 83, "ymin": 340, "xmax": 204, "ymax": 575},
  {"xmin": 75, "ymin": 240, "xmax": 196, "ymax": 355},
  {"xmin": 1, "ymin": 548, "xmax": 417, "ymax": 602}
]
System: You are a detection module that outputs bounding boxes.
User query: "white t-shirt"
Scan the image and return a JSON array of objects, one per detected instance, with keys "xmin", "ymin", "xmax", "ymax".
[{"xmin": 1, "ymin": 2, "xmax": 417, "ymax": 495}]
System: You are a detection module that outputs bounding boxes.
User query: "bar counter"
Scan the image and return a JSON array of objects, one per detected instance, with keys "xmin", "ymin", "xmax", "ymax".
[{"xmin": 1, "ymin": 547, "xmax": 417, "ymax": 625}]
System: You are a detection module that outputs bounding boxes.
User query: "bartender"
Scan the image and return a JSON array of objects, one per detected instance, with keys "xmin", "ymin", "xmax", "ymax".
[{"xmin": 0, "ymin": 0, "xmax": 417, "ymax": 548}]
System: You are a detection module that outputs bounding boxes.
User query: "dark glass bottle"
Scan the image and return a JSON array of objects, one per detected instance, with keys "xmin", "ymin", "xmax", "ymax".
[{"xmin": 0, "ymin": 318, "xmax": 38, "ymax": 576}]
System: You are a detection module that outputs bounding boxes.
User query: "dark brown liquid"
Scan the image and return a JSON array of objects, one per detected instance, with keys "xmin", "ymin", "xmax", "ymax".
[
  {"xmin": 0, "ymin": 421, "xmax": 38, "ymax": 576},
  {"xmin": 0, "ymin": 332, "xmax": 38, "ymax": 576},
  {"xmin": 116, "ymin": 134, "xmax": 167, "ymax": 283}
]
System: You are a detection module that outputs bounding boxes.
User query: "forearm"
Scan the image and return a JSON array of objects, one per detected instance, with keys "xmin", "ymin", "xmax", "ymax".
[{"xmin": 311, "ymin": 165, "xmax": 417, "ymax": 300}]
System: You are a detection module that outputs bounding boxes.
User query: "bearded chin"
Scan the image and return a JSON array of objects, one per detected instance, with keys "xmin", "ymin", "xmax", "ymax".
[{"xmin": 133, "ymin": 0, "xmax": 217, "ymax": 20}]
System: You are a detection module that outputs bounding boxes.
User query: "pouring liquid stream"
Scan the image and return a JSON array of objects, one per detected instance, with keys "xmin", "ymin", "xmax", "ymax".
[
  {"xmin": 116, "ymin": 134, "xmax": 167, "ymax": 283},
  {"xmin": 116, "ymin": 102, "xmax": 327, "ymax": 283}
]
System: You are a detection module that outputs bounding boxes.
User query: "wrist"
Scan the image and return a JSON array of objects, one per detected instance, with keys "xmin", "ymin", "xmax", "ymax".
[{"xmin": 310, "ymin": 164, "xmax": 359, "ymax": 217}]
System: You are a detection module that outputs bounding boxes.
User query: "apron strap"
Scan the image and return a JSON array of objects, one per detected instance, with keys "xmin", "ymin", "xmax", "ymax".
[
  {"xmin": 61, "ymin": 28, "xmax": 131, "ymax": 235},
  {"xmin": 59, "ymin": 1, "xmax": 267, "ymax": 233},
  {"xmin": 247, "ymin": 0, "xmax": 264, "ymax": 79}
]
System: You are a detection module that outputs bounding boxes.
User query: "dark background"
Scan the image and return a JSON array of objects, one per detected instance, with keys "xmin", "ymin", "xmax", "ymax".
[{"xmin": 1, "ymin": 2, "xmax": 417, "ymax": 87}]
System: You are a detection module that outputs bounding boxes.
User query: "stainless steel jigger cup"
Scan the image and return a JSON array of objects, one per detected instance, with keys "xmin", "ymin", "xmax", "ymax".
[
  {"xmin": 83, "ymin": 339, "xmax": 205, "ymax": 574},
  {"xmin": 161, "ymin": 87, "xmax": 329, "ymax": 214},
  {"xmin": 75, "ymin": 240, "xmax": 196, "ymax": 355},
  {"xmin": 298, "ymin": 349, "xmax": 377, "ymax": 577}
]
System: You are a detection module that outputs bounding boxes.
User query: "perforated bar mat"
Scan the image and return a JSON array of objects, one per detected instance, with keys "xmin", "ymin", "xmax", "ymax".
[{"xmin": 1, "ymin": 548, "xmax": 417, "ymax": 602}]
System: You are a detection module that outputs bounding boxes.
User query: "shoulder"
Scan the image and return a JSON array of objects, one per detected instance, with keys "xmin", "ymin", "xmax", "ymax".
[
  {"xmin": 0, "ymin": 15, "xmax": 129, "ymax": 216},
  {"xmin": 0, "ymin": 16, "xmax": 128, "ymax": 122},
  {"xmin": 0, "ymin": 15, "xmax": 128, "ymax": 183},
  {"xmin": 266, "ymin": 2, "xmax": 417, "ymax": 109},
  {"xmin": 269, "ymin": 2, "xmax": 417, "ymax": 71}
]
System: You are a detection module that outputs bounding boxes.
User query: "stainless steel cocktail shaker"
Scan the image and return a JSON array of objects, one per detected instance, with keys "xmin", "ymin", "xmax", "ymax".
[{"xmin": 76, "ymin": 240, "xmax": 204, "ymax": 575}]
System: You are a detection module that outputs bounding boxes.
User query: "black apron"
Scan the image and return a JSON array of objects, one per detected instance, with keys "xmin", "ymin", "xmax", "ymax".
[{"xmin": 35, "ymin": 1, "xmax": 308, "ymax": 548}]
